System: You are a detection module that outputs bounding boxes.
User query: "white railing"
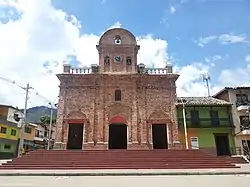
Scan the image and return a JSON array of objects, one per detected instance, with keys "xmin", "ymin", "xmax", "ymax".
[
  {"xmin": 63, "ymin": 64, "xmax": 173, "ymax": 74},
  {"xmin": 145, "ymin": 68, "xmax": 171, "ymax": 74},
  {"xmin": 70, "ymin": 68, "xmax": 92, "ymax": 74}
]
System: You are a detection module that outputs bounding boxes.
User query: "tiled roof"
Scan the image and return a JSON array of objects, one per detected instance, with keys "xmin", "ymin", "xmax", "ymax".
[
  {"xmin": 176, "ymin": 97, "xmax": 232, "ymax": 106},
  {"xmin": 213, "ymin": 86, "xmax": 250, "ymax": 97}
]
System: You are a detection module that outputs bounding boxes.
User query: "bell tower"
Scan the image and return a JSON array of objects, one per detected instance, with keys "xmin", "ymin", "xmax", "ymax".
[{"xmin": 96, "ymin": 28, "xmax": 140, "ymax": 74}]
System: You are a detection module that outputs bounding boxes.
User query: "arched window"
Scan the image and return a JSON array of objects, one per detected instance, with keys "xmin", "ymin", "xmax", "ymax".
[
  {"xmin": 115, "ymin": 90, "xmax": 121, "ymax": 101},
  {"xmin": 126, "ymin": 56, "xmax": 132, "ymax": 65},
  {"xmin": 104, "ymin": 56, "xmax": 110, "ymax": 64},
  {"xmin": 114, "ymin": 35, "xmax": 121, "ymax": 45}
]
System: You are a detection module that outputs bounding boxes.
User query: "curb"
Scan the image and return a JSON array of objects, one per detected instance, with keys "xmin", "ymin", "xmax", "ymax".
[{"xmin": 0, "ymin": 171, "xmax": 250, "ymax": 176}]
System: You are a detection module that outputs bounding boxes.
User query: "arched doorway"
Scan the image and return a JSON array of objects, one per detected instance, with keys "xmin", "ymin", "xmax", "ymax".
[{"xmin": 108, "ymin": 116, "xmax": 127, "ymax": 149}]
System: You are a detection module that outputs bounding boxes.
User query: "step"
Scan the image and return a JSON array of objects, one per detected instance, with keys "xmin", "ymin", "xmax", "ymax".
[{"xmin": 0, "ymin": 165, "xmax": 239, "ymax": 170}]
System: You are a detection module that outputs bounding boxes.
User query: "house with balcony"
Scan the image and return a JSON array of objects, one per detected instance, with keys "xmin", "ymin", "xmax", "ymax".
[
  {"xmin": 34, "ymin": 123, "xmax": 56, "ymax": 149},
  {"xmin": 176, "ymin": 97, "xmax": 235, "ymax": 156},
  {"xmin": 0, "ymin": 104, "xmax": 22, "ymax": 159},
  {"xmin": 213, "ymin": 87, "xmax": 250, "ymax": 155},
  {"xmin": 21, "ymin": 123, "xmax": 37, "ymax": 152}
]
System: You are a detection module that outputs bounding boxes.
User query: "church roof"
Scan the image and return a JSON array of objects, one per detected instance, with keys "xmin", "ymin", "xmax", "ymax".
[{"xmin": 176, "ymin": 97, "xmax": 232, "ymax": 106}]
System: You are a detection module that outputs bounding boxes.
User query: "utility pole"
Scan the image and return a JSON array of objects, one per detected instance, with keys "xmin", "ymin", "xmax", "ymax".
[
  {"xmin": 18, "ymin": 83, "xmax": 32, "ymax": 157},
  {"xmin": 180, "ymin": 97, "xmax": 189, "ymax": 149},
  {"xmin": 47, "ymin": 102, "xmax": 53, "ymax": 150}
]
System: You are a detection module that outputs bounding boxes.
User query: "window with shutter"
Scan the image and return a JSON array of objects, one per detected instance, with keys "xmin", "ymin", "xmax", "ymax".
[
  {"xmin": 210, "ymin": 110, "xmax": 220, "ymax": 126},
  {"xmin": 190, "ymin": 110, "xmax": 199, "ymax": 127}
]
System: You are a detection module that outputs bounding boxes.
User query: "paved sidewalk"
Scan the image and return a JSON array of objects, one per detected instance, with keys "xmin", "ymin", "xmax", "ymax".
[
  {"xmin": 1, "ymin": 175, "xmax": 250, "ymax": 187},
  {"xmin": 0, "ymin": 164, "xmax": 249, "ymax": 176}
]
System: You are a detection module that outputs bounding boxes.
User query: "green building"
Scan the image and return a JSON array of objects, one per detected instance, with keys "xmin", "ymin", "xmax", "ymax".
[{"xmin": 176, "ymin": 97, "xmax": 235, "ymax": 156}]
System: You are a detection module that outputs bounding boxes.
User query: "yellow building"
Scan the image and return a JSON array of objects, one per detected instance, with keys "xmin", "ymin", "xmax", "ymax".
[
  {"xmin": 0, "ymin": 105, "xmax": 21, "ymax": 159},
  {"xmin": 21, "ymin": 123, "xmax": 37, "ymax": 152}
]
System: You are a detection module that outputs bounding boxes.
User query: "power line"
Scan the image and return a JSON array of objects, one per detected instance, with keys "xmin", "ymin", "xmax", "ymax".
[
  {"xmin": 0, "ymin": 76, "xmax": 26, "ymax": 90},
  {"xmin": 0, "ymin": 76, "xmax": 54, "ymax": 106}
]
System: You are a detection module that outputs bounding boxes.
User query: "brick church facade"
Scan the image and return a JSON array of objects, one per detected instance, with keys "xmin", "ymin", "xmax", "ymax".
[{"xmin": 54, "ymin": 28, "xmax": 180, "ymax": 150}]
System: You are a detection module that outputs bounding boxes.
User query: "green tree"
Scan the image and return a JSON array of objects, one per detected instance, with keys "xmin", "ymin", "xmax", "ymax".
[{"xmin": 40, "ymin": 115, "xmax": 56, "ymax": 125}]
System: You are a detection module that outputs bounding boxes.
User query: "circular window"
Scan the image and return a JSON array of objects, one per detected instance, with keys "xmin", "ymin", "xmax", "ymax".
[{"xmin": 115, "ymin": 39, "xmax": 121, "ymax": 45}]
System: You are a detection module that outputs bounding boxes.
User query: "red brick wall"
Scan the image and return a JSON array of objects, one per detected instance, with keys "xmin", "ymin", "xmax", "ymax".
[
  {"xmin": 54, "ymin": 74, "xmax": 179, "ymax": 150},
  {"xmin": 54, "ymin": 28, "xmax": 179, "ymax": 150}
]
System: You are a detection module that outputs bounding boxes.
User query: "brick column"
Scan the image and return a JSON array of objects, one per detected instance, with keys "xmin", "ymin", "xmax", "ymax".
[
  {"xmin": 104, "ymin": 115, "xmax": 109, "ymax": 145},
  {"xmin": 54, "ymin": 88, "xmax": 66, "ymax": 150},
  {"xmin": 148, "ymin": 123, "xmax": 152, "ymax": 147},
  {"xmin": 131, "ymin": 86, "xmax": 138, "ymax": 144},
  {"xmin": 87, "ymin": 118, "xmax": 94, "ymax": 144},
  {"xmin": 131, "ymin": 112, "xmax": 138, "ymax": 143}
]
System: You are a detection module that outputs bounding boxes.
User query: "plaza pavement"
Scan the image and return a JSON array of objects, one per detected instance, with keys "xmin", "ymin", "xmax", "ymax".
[
  {"xmin": 1, "ymin": 175, "xmax": 250, "ymax": 187},
  {"xmin": 0, "ymin": 164, "xmax": 249, "ymax": 176}
]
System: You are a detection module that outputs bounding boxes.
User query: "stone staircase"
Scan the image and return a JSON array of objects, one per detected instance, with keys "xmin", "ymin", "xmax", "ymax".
[{"xmin": 0, "ymin": 150, "xmax": 239, "ymax": 170}]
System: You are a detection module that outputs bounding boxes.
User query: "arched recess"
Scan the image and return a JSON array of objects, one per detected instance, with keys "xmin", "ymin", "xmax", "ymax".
[
  {"xmin": 148, "ymin": 110, "xmax": 172, "ymax": 123},
  {"xmin": 109, "ymin": 115, "xmax": 127, "ymax": 125},
  {"xmin": 65, "ymin": 110, "xmax": 87, "ymax": 150},
  {"xmin": 65, "ymin": 110, "xmax": 87, "ymax": 124},
  {"xmin": 106, "ymin": 103, "xmax": 132, "ymax": 123},
  {"xmin": 148, "ymin": 109, "xmax": 172, "ymax": 150},
  {"xmin": 108, "ymin": 115, "xmax": 128, "ymax": 149}
]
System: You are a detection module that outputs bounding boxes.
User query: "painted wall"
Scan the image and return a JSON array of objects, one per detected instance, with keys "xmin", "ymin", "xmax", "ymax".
[
  {"xmin": 6, "ymin": 107, "xmax": 23, "ymax": 125},
  {"xmin": 0, "ymin": 106, "xmax": 8, "ymax": 119},
  {"xmin": 179, "ymin": 128, "xmax": 235, "ymax": 149},
  {"xmin": 177, "ymin": 106, "xmax": 232, "ymax": 128},
  {"xmin": 0, "ymin": 140, "xmax": 18, "ymax": 153},
  {"xmin": 228, "ymin": 90, "xmax": 250, "ymax": 148},
  {"xmin": 21, "ymin": 125, "xmax": 36, "ymax": 141},
  {"xmin": 0, "ymin": 124, "xmax": 19, "ymax": 140},
  {"xmin": 179, "ymin": 129, "xmax": 197, "ymax": 148},
  {"xmin": 177, "ymin": 105, "xmax": 235, "ymax": 150},
  {"xmin": 197, "ymin": 128, "xmax": 235, "ymax": 148}
]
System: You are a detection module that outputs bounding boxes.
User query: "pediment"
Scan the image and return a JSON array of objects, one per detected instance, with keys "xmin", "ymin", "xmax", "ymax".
[
  {"xmin": 65, "ymin": 110, "xmax": 87, "ymax": 119},
  {"xmin": 148, "ymin": 110, "xmax": 169, "ymax": 120}
]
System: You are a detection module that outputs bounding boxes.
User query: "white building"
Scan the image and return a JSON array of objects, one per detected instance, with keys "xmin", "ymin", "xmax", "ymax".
[{"xmin": 214, "ymin": 87, "xmax": 250, "ymax": 155}]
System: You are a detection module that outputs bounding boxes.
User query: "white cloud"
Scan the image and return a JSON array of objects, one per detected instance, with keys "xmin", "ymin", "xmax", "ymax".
[
  {"xmin": 101, "ymin": 0, "xmax": 106, "ymax": 4},
  {"xmin": 218, "ymin": 65, "xmax": 250, "ymax": 86},
  {"xmin": 218, "ymin": 33, "xmax": 246, "ymax": 44},
  {"xmin": 107, "ymin": 21, "xmax": 122, "ymax": 30},
  {"xmin": 245, "ymin": 55, "xmax": 250, "ymax": 63},
  {"xmin": 204, "ymin": 55, "xmax": 222, "ymax": 63},
  {"xmin": 169, "ymin": 6, "xmax": 176, "ymax": 14},
  {"xmin": 0, "ymin": 0, "xmax": 247, "ymax": 109},
  {"xmin": 195, "ymin": 35, "xmax": 217, "ymax": 47},
  {"xmin": 180, "ymin": 0, "xmax": 189, "ymax": 4},
  {"xmin": 195, "ymin": 33, "xmax": 248, "ymax": 47}
]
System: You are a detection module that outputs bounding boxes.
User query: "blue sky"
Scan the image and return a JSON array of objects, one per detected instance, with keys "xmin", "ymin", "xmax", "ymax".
[
  {"xmin": 52, "ymin": 0, "xmax": 250, "ymax": 83},
  {"xmin": 0, "ymin": 0, "xmax": 250, "ymax": 107}
]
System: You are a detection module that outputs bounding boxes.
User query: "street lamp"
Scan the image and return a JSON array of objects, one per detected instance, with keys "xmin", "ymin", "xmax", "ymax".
[{"xmin": 179, "ymin": 97, "xmax": 189, "ymax": 149}]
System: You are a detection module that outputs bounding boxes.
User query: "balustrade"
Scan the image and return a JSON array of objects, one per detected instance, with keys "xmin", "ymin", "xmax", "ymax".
[
  {"xmin": 145, "ymin": 68, "xmax": 171, "ymax": 74},
  {"xmin": 70, "ymin": 68, "xmax": 92, "ymax": 74},
  {"xmin": 63, "ymin": 64, "xmax": 173, "ymax": 74}
]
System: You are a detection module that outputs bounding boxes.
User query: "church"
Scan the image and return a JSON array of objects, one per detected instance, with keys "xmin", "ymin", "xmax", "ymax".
[{"xmin": 54, "ymin": 28, "xmax": 180, "ymax": 150}]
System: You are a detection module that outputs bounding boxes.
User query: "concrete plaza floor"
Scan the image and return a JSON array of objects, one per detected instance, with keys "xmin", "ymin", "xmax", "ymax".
[
  {"xmin": 1, "ymin": 175, "xmax": 250, "ymax": 187},
  {"xmin": 0, "ymin": 164, "xmax": 250, "ymax": 176}
]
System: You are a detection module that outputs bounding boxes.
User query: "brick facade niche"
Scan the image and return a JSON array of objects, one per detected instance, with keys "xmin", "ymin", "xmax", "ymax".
[{"xmin": 54, "ymin": 28, "xmax": 180, "ymax": 150}]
